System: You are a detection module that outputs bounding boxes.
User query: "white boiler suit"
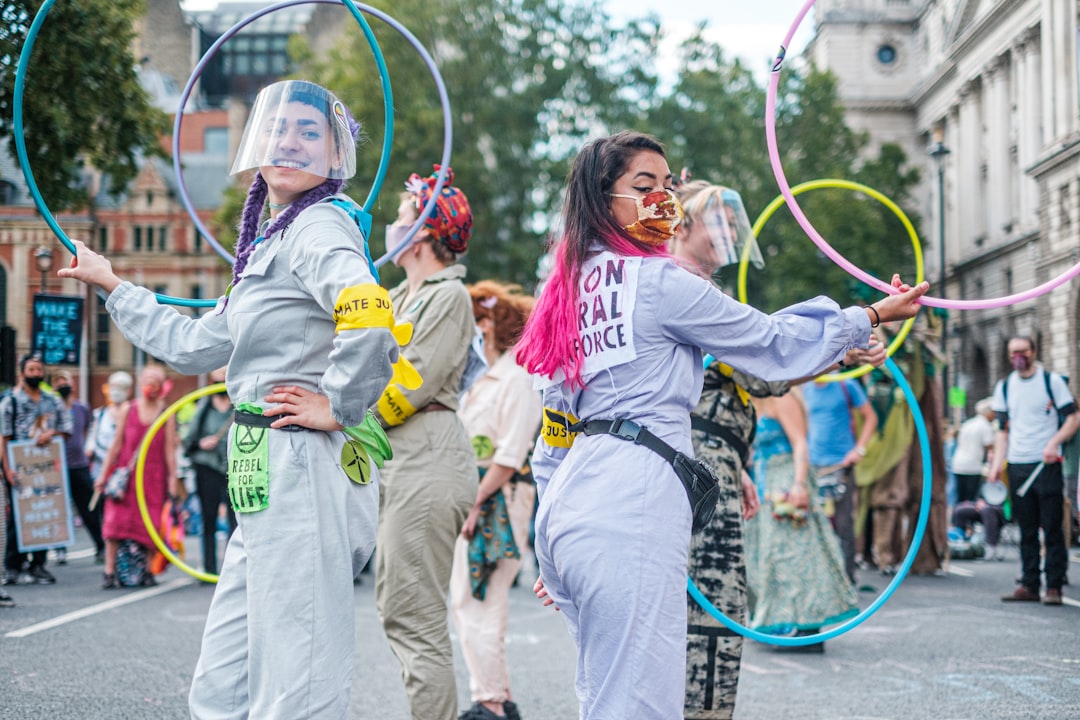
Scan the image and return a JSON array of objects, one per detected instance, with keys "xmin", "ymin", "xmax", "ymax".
[
  {"xmin": 531, "ymin": 251, "xmax": 871, "ymax": 719},
  {"xmin": 106, "ymin": 198, "xmax": 398, "ymax": 719}
]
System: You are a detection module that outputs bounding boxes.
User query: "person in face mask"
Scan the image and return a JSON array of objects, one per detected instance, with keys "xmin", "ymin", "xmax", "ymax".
[
  {"xmin": 86, "ymin": 371, "xmax": 133, "ymax": 501},
  {"xmin": 51, "ymin": 371, "xmax": 104, "ymax": 565},
  {"xmin": 94, "ymin": 364, "xmax": 179, "ymax": 589},
  {"xmin": 374, "ymin": 166, "xmax": 478, "ymax": 720},
  {"xmin": 516, "ymin": 131, "xmax": 929, "ymax": 719},
  {"xmin": 0, "ymin": 354, "xmax": 73, "ymax": 587},
  {"xmin": 989, "ymin": 336, "xmax": 1080, "ymax": 605},
  {"xmin": 86, "ymin": 371, "xmax": 133, "ymax": 564}
]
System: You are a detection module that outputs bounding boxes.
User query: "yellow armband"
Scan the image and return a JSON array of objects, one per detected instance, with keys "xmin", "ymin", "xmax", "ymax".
[
  {"xmin": 541, "ymin": 407, "xmax": 579, "ymax": 448},
  {"xmin": 715, "ymin": 362, "xmax": 750, "ymax": 407},
  {"xmin": 334, "ymin": 284, "xmax": 424, "ymax": 427}
]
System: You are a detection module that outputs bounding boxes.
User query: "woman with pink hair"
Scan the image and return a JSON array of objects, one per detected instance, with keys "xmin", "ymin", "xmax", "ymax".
[{"xmin": 520, "ymin": 131, "xmax": 927, "ymax": 718}]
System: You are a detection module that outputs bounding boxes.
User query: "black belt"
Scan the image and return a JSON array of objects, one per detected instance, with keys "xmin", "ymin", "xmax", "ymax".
[
  {"xmin": 690, "ymin": 414, "xmax": 750, "ymax": 465},
  {"xmin": 233, "ymin": 410, "xmax": 312, "ymax": 432},
  {"xmin": 569, "ymin": 418, "xmax": 677, "ymax": 463}
]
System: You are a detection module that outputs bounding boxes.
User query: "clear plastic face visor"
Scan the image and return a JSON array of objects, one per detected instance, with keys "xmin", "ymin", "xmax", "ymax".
[
  {"xmin": 230, "ymin": 81, "xmax": 356, "ymax": 180},
  {"xmin": 701, "ymin": 189, "xmax": 764, "ymax": 271}
]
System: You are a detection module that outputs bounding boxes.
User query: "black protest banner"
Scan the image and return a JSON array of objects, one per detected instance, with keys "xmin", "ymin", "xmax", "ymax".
[{"xmin": 31, "ymin": 294, "xmax": 83, "ymax": 366}]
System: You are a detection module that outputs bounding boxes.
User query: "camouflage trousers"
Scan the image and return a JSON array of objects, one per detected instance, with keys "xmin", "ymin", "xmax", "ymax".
[{"xmin": 685, "ymin": 444, "xmax": 746, "ymax": 720}]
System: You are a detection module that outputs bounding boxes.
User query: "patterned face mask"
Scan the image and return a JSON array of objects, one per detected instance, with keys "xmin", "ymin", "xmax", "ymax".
[{"xmin": 610, "ymin": 189, "xmax": 684, "ymax": 245}]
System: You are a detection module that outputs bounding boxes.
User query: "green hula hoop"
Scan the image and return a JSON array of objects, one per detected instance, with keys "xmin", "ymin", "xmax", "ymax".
[
  {"xmin": 135, "ymin": 383, "xmax": 227, "ymax": 584},
  {"xmin": 737, "ymin": 178, "xmax": 924, "ymax": 381}
]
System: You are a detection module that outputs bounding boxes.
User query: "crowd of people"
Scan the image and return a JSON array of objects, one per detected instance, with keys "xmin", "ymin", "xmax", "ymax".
[{"xmin": 3, "ymin": 75, "xmax": 1073, "ymax": 720}]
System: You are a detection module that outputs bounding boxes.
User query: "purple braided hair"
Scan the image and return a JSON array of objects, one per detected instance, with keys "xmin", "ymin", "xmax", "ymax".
[{"xmin": 223, "ymin": 173, "xmax": 344, "ymax": 308}]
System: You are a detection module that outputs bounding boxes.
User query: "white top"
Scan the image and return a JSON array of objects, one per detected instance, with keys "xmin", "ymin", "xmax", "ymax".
[
  {"xmin": 458, "ymin": 350, "xmax": 542, "ymax": 472},
  {"xmin": 951, "ymin": 414, "xmax": 994, "ymax": 475},
  {"xmin": 991, "ymin": 365, "xmax": 1075, "ymax": 463}
]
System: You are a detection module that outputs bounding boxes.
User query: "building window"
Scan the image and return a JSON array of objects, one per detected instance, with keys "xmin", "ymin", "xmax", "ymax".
[
  {"xmin": 1060, "ymin": 184, "xmax": 1071, "ymax": 228},
  {"xmin": 146, "ymin": 191, "xmax": 154, "ymax": 207},
  {"xmin": 159, "ymin": 226, "xmax": 168, "ymax": 252},
  {"xmin": 145, "ymin": 226, "xmax": 154, "ymax": 251},
  {"xmin": 133, "ymin": 226, "xmax": 142, "ymax": 251},
  {"xmin": 877, "ymin": 44, "xmax": 897, "ymax": 65},
  {"xmin": 194, "ymin": 229, "xmax": 202, "ymax": 254},
  {"xmin": 0, "ymin": 180, "xmax": 15, "ymax": 205},
  {"xmin": 95, "ymin": 294, "xmax": 110, "ymax": 365},
  {"xmin": 204, "ymin": 127, "xmax": 229, "ymax": 155},
  {"xmin": 98, "ymin": 226, "xmax": 108, "ymax": 252}
]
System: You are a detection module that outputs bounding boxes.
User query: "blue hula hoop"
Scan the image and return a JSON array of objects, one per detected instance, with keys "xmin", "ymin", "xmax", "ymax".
[
  {"xmin": 14, "ymin": 0, "xmax": 451, "ymax": 302},
  {"xmin": 174, "ymin": 0, "xmax": 455, "ymax": 271},
  {"xmin": 171, "ymin": 0, "xmax": 395, "ymax": 267},
  {"xmin": 688, "ymin": 355, "xmax": 932, "ymax": 646}
]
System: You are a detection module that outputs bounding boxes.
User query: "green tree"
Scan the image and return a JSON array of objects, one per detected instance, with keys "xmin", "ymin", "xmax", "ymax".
[
  {"xmin": 641, "ymin": 37, "xmax": 921, "ymax": 312},
  {"xmin": 0, "ymin": 0, "xmax": 168, "ymax": 210},
  {"xmin": 291, "ymin": 0, "xmax": 659, "ymax": 287}
]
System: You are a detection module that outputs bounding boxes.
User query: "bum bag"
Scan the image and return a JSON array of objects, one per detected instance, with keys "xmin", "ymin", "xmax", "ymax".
[{"xmin": 567, "ymin": 418, "xmax": 720, "ymax": 534}]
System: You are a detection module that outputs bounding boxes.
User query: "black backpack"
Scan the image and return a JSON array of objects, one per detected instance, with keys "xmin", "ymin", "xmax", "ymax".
[{"xmin": 999, "ymin": 368, "xmax": 1071, "ymax": 428}]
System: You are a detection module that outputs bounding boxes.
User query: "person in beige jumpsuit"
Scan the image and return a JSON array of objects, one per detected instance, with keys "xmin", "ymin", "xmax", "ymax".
[{"xmin": 374, "ymin": 166, "xmax": 478, "ymax": 720}]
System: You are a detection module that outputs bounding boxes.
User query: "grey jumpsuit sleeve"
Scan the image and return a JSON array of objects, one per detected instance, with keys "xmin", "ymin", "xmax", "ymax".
[
  {"xmin": 106, "ymin": 283, "xmax": 234, "ymax": 375},
  {"xmin": 655, "ymin": 262, "xmax": 871, "ymax": 381},
  {"xmin": 290, "ymin": 212, "xmax": 397, "ymax": 428}
]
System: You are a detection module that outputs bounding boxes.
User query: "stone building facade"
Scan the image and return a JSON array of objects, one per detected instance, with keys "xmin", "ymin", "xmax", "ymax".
[{"xmin": 811, "ymin": 0, "xmax": 1080, "ymax": 410}]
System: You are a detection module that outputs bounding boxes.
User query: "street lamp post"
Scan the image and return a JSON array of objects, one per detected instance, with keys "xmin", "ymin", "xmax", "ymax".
[
  {"xmin": 929, "ymin": 134, "xmax": 951, "ymax": 406},
  {"xmin": 33, "ymin": 246, "xmax": 54, "ymax": 294}
]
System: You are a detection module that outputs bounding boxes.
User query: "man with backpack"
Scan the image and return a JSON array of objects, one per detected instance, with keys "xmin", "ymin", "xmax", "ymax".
[
  {"xmin": 0, "ymin": 353, "xmax": 73, "ymax": 587},
  {"xmin": 990, "ymin": 336, "xmax": 1080, "ymax": 605}
]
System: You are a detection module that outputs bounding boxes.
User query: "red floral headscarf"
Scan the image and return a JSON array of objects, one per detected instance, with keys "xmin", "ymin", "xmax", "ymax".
[{"xmin": 405, "ymin": 165, "xmax": 473, "ymax": 254}]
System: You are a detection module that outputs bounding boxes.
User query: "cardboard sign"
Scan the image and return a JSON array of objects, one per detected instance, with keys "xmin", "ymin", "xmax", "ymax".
[
  {"xmin": 574, "ymin": 252, "xmax": 638, "ymax": 375},
  {"xmin": 31, "ymin": 294, "xmax": 83, "ymax": 366},
  {"xmin": 6, "ymin": 438, "xmax": 74, "ymax": 552}
]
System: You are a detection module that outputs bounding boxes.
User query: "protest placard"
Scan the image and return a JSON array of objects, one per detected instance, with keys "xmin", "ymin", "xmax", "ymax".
[{"xmin": 6, "ymin": 438, "xmax": 74, "ymax": 552}]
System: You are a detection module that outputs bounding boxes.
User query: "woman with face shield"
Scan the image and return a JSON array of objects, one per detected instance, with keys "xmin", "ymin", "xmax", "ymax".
[
  {"xmin": 59, "ymin": 80, "xmax": 406, "ymax": 718},
  {"xmin": 519, "ymin": 132, "xmax": 927, "ymax": 719}
]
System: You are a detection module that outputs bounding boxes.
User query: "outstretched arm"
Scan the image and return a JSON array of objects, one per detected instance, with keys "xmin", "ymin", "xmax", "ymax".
[{"xmin": 59, "ymin": 240, "xmax": 233, "ymax": 374}]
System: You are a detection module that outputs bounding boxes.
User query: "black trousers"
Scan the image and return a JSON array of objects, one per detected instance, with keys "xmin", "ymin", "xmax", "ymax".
[
  {"xmin": 67, "ymin": 466, "xmax": 104, "ymax": 553},
  {"xmin": 194, "ymin": 463, "xmax": 235, "ymax": 574},
  {"xmin": 954, "ymin": 473, "xmax": 983, "ymax": 504},
  {"xmin": 1008, "ymin": 461, "xmax": 1067, "ymax": 591},
  {"xmin": 5, "ymin": 484, "xmax": 46, "ymax": 571}
]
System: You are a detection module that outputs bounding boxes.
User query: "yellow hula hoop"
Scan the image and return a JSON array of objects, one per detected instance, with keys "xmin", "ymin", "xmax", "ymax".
[
  {"xmin": 135, "ymin": 382, "xmax": 227, "ymax": 584},
  {"xmin": 737, "ymin": 178, "xmax": 924, "ymax": 381}
]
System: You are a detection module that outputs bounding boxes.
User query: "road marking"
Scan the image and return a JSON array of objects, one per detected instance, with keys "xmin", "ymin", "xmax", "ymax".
[
  {"xmin": 947, "ymin": 565, "xmax": 975, "ymax": 577},
  {"xmin": 5, "ymin": 577, "xmax": 194, "ymax": 638},
  {"xmin": 1062, "ymin": 596, "xmax": 1080, "ymax": 609}
]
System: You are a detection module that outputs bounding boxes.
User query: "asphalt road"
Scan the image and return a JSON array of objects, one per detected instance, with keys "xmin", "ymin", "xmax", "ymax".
[{"xmin": 0, "ymin": 534, "xmax": 1077, "ymax": 719}]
